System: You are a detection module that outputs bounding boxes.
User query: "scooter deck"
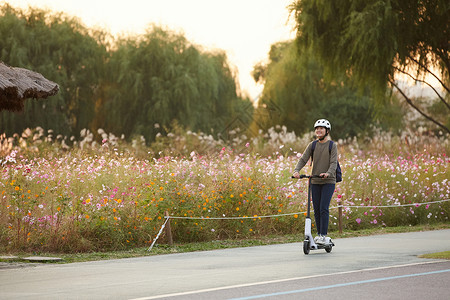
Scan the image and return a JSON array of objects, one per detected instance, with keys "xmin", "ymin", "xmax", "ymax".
[{"xmin": 307, "ymin": 240, "xmax": 335, "ymax": 250}]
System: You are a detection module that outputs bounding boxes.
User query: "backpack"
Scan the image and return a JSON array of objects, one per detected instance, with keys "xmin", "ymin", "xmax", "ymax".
[{"xmin": 311, "ymin": 140, "xmax": 342, "ymax": 182}]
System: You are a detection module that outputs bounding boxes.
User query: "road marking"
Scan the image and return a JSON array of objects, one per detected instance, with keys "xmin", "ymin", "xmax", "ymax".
[
  {"xmin": 231, "ymin": 268, "xmax": 450, "ymax": 299},
  {"xmin": 129, "ymin": 261, "xmax": 445, "ymax": 300}
]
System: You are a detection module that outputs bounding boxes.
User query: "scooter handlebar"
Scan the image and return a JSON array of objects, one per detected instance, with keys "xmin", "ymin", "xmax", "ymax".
[{"xmin": 291, "ymin": 174, "xmax": 323, "ymax": 179}]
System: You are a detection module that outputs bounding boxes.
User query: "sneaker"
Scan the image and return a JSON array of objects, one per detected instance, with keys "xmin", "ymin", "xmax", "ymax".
[
  {"xmin": 316, "ymin": 235, "xmax": 326, "ymax": 245},
  {"xmin": 314, "ymin": 236, "xmax": 320, "ymax": 243}
]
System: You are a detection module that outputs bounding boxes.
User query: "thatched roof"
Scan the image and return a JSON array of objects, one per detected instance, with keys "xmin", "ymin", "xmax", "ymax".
[{"xmin": 0, "ymin": 62, "xmax": 59, "ymax": 112}]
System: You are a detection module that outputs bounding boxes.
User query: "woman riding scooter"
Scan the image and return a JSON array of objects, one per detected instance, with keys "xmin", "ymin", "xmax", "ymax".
[{"xmin": 292, "ymin": 119, "xmax": 338, "ymax": 245}]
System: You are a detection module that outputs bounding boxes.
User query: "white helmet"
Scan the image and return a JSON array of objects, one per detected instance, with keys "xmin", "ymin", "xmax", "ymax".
[{"xmin": 314, "ymin": 119, "xmax": 331, "ymax": 130}]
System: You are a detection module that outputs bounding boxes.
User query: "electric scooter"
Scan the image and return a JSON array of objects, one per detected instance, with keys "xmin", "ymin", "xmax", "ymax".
[{"xmin": 292, "ymin": 174, "xmax": 334, "ymax": 254}]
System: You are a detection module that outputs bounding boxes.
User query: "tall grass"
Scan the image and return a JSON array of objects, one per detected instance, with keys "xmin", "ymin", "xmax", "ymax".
[{"xmin": 0, "ymin": 126, "xmax": 449, "ymax": 253}]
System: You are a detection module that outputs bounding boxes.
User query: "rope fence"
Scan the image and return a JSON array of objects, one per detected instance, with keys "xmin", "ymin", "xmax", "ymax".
[
  {"xmin": 334, "ymin": 198, "xmax": 450, "ymax": 209},
  {"xmin": 148, "ymin": 198, "xmax": 450, "ymax": 251}
]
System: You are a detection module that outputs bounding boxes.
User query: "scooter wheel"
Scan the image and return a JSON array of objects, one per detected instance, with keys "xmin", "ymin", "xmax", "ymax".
[
  {"xmin": 303, "ymin": 240, "xmax": 310, "ymax": 255},
  {"xmin": 325, "ymin": 246, "xmax": 332, "ymax": 253}
]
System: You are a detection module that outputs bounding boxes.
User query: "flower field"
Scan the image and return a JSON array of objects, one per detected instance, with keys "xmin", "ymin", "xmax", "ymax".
[{"xmin": 1, "ymin": 127, "xmax": 449, "ymax": 253}]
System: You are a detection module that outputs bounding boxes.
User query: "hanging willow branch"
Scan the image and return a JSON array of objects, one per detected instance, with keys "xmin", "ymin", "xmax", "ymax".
[
  {"xmin": 393, "ymin": 66, "xmax": 450, "ymax": 111},
  {"xmin": 389, "ymin": 79, "xmax": 449, "ymax": 134}
]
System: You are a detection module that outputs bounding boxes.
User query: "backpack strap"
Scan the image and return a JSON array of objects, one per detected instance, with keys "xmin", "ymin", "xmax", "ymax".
[{"xmin": 328, "ymin": 140, "xmax": 333, "ymax": 153}]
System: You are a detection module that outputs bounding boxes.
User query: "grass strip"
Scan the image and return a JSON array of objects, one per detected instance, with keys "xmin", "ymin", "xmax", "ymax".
[{"xmin": 419, "ymin": 251, "xmax": 450, "ymax": 260}]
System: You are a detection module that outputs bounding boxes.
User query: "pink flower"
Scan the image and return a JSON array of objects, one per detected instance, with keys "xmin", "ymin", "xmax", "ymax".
[
  {"xmin": 356, "ymin": 218, "xmax": 361, "ymax": 224},
  {"xmin": 245, "ymin": 143, "xmax": 250, "ymax": 148}
]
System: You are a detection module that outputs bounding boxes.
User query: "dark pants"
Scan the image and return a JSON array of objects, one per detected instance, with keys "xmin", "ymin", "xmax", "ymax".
[{"xmin": 311, "ymin": 183, "xmax": 335, "ymax": 236}]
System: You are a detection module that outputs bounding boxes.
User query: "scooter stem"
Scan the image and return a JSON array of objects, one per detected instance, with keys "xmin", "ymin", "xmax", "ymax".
[{"xmin": 307, "ymin": 177, "xmax": 312, "ymax": 219}]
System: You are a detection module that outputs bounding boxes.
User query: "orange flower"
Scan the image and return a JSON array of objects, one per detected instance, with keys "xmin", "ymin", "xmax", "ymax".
[{"xmin": 15, "ymin": 186, "xmax": 20, "ymax": 191}]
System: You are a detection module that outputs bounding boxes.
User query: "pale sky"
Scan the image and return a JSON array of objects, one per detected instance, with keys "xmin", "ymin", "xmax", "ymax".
[{"xmin": 7, "ymin": 0, "xmax": 297, "ymax": 99}]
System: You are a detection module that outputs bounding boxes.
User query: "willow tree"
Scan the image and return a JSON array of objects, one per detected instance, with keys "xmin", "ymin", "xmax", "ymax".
[
  {"xmin": 102, "ymin": 26, "xmax": 251, "ymax": 142},
  {"xmin": 252, "ymin": 41, "xmax": 394, "ymax": 139},
  {"xmin": 252, "ymin": 42, "xmax": 321, "ymax": 133},
  {"xmin": 290, "ymin": 0, "xmax": 450, "ymax": 133}
]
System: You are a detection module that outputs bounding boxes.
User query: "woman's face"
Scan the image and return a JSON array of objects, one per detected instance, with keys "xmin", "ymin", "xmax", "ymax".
[{"xmin": 315, "ymin": 126, "xmax": 327, "ymax": 138}]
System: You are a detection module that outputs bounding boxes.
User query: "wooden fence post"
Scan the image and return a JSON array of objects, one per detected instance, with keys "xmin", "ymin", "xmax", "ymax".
[
  {"xmin": 164, "ymin": 211, "xmax": 173, "ymax": 246},
  {"xmin": 338, "ymin": 200, "xmax": 343, "ymax": 234}
]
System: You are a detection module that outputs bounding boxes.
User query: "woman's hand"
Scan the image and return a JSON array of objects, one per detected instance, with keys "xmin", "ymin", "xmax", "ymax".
[
  {"xmin": 319, "ymin": 173, "xmax": 329, "ymax": 178},
  {"xmin": 292, "ymin": 172, "xmax": 300, "ymax": 178}
]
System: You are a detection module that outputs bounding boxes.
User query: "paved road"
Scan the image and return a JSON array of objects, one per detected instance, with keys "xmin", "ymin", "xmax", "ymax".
[
  {"xmin": 141, "ymin": 261, "xmax": 450, "ymax": 299},
  {"xmin": 1, "ymin": 229, "xmax": 449, "ymax": 299}
]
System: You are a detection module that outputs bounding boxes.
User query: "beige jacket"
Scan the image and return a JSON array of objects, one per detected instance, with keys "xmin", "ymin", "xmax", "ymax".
[{"xmin": 294, "ymin": 140, "xmax": 338, "ymax": 184}]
